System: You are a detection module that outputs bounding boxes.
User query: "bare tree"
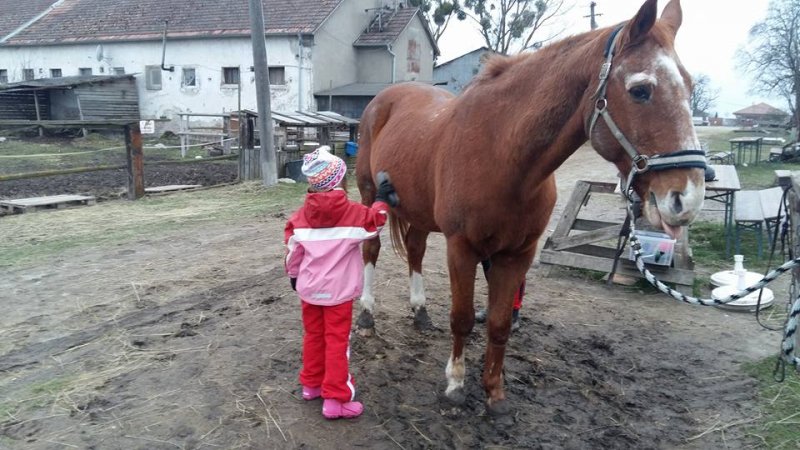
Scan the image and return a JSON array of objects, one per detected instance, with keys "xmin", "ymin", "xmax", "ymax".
[
  {"xmin": 739, "ymin": 0, "xmax": 800, "ymax": 133},
  {"xmin": 690, "ymin": 74, "xmax": 719, "ymax": 117},
  {"xmin": 408, "ymin": 0, "xmax": 467, "ymax": 44},
  {"xmin": 462, "ymin": 0, "xmax": 571, "ymax": 54}
]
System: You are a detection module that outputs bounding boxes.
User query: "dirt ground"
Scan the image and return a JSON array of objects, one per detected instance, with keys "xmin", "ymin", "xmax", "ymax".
[{"xmin": 0, "ymin": 145, "xmax": 784, "ymax": 449}]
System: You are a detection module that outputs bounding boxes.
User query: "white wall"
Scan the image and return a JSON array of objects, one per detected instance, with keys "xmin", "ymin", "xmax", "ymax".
[{"xmin": 0, "ymin": 36, "xmax": 315, "ymax": 130}]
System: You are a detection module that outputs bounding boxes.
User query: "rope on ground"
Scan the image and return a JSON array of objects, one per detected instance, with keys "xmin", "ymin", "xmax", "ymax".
[{"xmin": 624, "ymin": 196, "xmax": 800, "ymax": 379}]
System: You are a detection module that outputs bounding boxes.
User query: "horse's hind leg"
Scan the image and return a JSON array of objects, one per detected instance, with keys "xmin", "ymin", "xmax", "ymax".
[
  {"xmin": 356, "ymin": 160, "xmax": 379, "ymax": 337},
  {"xmin": 406, "ymin": 227, "xmax": 432, "ymax": 330},
  {"xmin": 356, "ymin": 237, "xmax": 380, "ymax": 336}
]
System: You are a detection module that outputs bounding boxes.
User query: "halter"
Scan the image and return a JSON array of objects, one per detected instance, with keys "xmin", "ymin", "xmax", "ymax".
[{"xmin": 588, "ymin": 26, "xmax": 707, "ymax": 201}]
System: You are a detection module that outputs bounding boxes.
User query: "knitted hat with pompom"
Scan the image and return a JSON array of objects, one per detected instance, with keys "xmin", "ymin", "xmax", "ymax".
[{"xmin": 301, "ymin": 146, "xmax": 346, "ymax": 191}]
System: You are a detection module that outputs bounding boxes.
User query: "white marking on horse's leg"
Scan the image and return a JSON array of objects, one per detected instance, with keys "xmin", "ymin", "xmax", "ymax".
[
  {"xmin": 360, "ymin": 263, "xmax": 376, "ymax": 313},
  {"xmin": 409, "ymin": 271, "xmax": 426, "ymax": 309},
  {"xmin": 445, "ymin": 353, "xmax": 465, "ymax": 395}
]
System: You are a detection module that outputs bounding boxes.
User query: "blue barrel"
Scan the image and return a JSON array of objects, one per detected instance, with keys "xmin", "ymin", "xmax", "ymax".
[
  {"xmin": 345, "ymin": 141, "xmax": 358, "ymax": 157},
  {"xmin": 285, "ymin": 159, "xmax": 307, "ymax": 182}
]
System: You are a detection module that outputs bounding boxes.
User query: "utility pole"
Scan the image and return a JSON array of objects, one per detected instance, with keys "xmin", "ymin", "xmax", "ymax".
[
  {"xmin": 584, "ymin": 1, "xmax": 602, "ymax": 30},
  {"xmin": 248, "ymin": 0, "xmax": 278, "ymax": 186}
]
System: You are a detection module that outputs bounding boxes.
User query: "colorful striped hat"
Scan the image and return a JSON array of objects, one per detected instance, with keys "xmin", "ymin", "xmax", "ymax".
[{"xmin": 301, "ymin": 146, "xmax": 346, "ymax": 191}]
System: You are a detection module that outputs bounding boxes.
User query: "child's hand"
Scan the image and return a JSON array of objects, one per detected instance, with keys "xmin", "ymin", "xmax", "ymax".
[
  {"xmin": 375, "ymin": 171, "xmax": 400, "ymax": 207},
  {"xmin": 290, "ymin": 278, "xmax": 297, "ymax": 291}
]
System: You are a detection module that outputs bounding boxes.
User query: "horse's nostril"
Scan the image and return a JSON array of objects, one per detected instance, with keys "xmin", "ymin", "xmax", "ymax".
[{"xmin": 671, "ymin": 191, "xmax": 683, "ymax": 214}]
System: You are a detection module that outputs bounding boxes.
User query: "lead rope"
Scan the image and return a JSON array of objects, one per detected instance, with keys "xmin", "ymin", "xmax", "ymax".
[{"xmin": 624, "ymin": 190, "xmax": 800, "ymax": 378}]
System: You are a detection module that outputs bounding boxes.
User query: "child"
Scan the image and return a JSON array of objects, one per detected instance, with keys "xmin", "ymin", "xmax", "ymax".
[
  {"xmin": 284, "ymin": 146, "xmax": 398, "ymax": 420},
  {"xmin": 475, "ymin": 259, "xmax": 525, "ymax": 332}
]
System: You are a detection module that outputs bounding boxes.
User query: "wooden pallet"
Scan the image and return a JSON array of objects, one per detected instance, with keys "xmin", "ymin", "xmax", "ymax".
[
  {"xmin": 144, "ymin": 184, "xmax": 202, "ymax": 193},
  {"xmin": 0, "ymin": 194, "xmax": 96, "ymax": 214},
  {"xmin": 539, "ymin": 180, "xmax": 695, "ymax": 286}
]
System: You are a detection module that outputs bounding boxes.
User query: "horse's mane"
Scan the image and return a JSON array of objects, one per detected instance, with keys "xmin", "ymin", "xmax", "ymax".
[{"xmin": 469, "ymin": 20, "xmax": 677, "ymax": 90}]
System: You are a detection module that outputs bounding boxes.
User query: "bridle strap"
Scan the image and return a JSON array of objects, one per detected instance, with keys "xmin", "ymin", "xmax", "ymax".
[{"xmin": 587, "ymin": 25, "xmax": 707, "ymax": 198}]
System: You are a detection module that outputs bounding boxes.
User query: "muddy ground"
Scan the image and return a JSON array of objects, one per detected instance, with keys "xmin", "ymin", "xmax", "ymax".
[
  {"xmin": 0, "ymin": 145, "xmax": 783, "ymax": 449},
  {"xmin": 0, "ymin": 162, "xmax": 239, "ymax": 201}
]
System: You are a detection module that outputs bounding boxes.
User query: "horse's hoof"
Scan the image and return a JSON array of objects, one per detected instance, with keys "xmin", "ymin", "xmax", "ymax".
[
  {"xmin": 486, "ymin": 398, "xmax": 511, "ymax": 417},
  {"xmin": 356, "ymin": 310, "xmax": 375, "ymax": 337},
  {"xmin": 444, "ymin": 387, "xmax": 466, "ymax": 406},
  {"xmin": 356, "ymin": 327, "xmax": 374, "ymax": 337},
  {"xmin": 413, "ymin": 306, "xmax": 434, "ymax": 331}
]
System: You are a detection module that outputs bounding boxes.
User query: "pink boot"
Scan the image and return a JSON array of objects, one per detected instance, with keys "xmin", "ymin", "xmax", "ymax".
[
  {"xmin": 302, "ymin": 385, "xmax": 321, "ymax": 401},
  {"xmin": 322, "ymin": 399, "xmax": 363, "ymax": 419}
]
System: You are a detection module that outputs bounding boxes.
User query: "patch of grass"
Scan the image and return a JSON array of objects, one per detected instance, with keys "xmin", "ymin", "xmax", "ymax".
[
  {"xmin": 745, "ymin": 356, "xmax": 800, "ymax": 449},
  {"xmin": 689, "ymin": 220, "xmax": 766, "ymax": 270},
  {"xmin": 0, "ymin": 181, "xmax": 308, "ymax": 269}
]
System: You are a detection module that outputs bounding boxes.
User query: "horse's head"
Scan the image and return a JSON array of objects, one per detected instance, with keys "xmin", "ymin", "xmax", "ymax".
[{"xmin": 588, "ymin": 0, "xmax": 704, "ymax": 239}]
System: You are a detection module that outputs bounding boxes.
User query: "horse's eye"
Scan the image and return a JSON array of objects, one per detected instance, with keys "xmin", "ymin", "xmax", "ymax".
[{"xmin": 628, "ymin": 85, "xmax": 652, "ymax": 103}]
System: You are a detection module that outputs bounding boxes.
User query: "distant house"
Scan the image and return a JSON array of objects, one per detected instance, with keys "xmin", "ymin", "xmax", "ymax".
[
  {"xmin": 732, "ymin": 103, "xmax": 790, "ymax": 127},
  {"xmin": 433, "ymin": 47, "xmax": 496, "ymax": 94},
  {"xmin": 0, "ymin": 0, "xmax": 437, "ymax": 129},
  {"xmin": 316, "ymin": 6, "xmax": 439, "ymax": 118}
]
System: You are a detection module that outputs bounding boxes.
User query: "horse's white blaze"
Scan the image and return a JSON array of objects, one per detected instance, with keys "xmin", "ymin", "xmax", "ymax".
[
  {"xmin": 445, "ymin": 354, "xmax": 465, "ymax": 395},
  {"xmin": 360, "ymin": 263, "xmax": 376, "ymax": 313},
  {"xmin": 409, "ymin": 271, "xmax": 425, "ymax": 308},
  {"xmin": 654, "ymin": 51, "xmax": 684, "ymax": 87},
  {"xmin": 624, "ymin": 72, "xmax": 657, "ymax": 90}
]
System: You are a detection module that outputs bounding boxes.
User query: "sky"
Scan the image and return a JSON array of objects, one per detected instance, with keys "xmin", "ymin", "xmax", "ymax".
[{"xmin": 436, "ymin": 0, "xmax": 782, "ymax": 117}]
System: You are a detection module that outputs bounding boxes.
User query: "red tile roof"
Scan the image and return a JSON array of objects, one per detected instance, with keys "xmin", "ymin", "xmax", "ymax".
[
  {"xmin": 0, "ymin": 0, "xmax": 60, "ymax": 41},
  {"xmin": 1, "ymin": 0, "xmax": 342, "ymax": 45},
  {"xmin": 733, "ymin": 102, "xmax": 789, "ymax": 117}
]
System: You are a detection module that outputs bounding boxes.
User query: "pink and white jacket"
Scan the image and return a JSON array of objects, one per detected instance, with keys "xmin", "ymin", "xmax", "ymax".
[{"xmin": 285, "ymin": 189, "xmax": 389, "ymax": 306}]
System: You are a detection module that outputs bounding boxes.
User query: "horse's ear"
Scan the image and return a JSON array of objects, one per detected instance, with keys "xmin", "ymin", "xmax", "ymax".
[
  {"xmin": 660, "ymin": 0, "xmax": 682, "ymax": 37},
  {"xmin": 626, "ymin": 0, "xmax": 658, "ymax": 46}
]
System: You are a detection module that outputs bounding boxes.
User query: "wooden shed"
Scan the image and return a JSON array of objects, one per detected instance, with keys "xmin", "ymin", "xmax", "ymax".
[{"xmin": 0, "ymin": 75, "xmax": 139, "ymax": 126}]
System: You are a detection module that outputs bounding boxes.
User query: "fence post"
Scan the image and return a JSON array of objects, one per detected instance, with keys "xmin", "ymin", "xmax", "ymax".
[
  {"xmin": 125, "ymin": 123, "xmax": 145, "ymax": 199},
  {"xmin": 238, "ymin": 114, "xmax": 261, "ymax": 180},
  {"xmin": 790, "ymin": 174, "xmax": 800, "ymax": 305}
]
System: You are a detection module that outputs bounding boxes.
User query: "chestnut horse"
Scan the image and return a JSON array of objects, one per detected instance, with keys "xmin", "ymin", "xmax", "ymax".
[{"xmin": 356, "ymin": 0, "xmax": 705, "ymax": 414}]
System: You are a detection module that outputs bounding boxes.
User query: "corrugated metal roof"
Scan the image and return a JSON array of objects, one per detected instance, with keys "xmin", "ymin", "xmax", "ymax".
[
  {"xmin": 315, "ymin": 82, "xmax": 393, "ymax": 97},
  {"xmin": 0, "ymin": 74, "xmax": 135, "ymax": 91},
  {"xmin": 1, "ymin": 0, "xmax": 342, "ymax": 45}
]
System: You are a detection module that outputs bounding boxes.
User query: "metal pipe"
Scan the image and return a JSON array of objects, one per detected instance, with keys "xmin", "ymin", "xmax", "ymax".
[
  {"xmin": 297, "ymin": 33, "xmax": 303, "ymax": 110},
  {"xmin": 387, "ymin": 44, "xmax": 396, "ymax": 83},
  {"xmin": 161, "ymin": 21, "xmax": 174, "ymax": 72}
]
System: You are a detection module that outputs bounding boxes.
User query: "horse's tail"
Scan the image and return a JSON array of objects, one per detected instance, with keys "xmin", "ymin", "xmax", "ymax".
[{"xmin": 388, "ymin": 210, "xmax": 409, "ymax": 261}]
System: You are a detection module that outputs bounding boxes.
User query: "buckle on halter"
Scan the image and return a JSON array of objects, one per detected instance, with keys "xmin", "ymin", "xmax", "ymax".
[
  {"xmin": 599, "ymin": 62, "xmax": 611, "ymax": 80},
  {"xmin": 595, "ymin": 98, "xmax": 607, "ymax": 112},
  {"xmin": 632, "ymin": 154, "xmax": 649, "ymax": 173}
]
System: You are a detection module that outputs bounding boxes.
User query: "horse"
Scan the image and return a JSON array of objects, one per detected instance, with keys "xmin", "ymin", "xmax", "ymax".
[{"xmin": 355, "ymin": 0, "xmax": 705, "ymax": 414}]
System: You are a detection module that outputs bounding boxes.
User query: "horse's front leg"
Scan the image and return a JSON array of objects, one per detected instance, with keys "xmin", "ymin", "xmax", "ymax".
[
  {"xmin": 356, "ymin": 236, "xmax": 381, "ymax": 336},
  {"xmin": 482, "ymin": 251, "xmax": 534, "ymax": 415},
  {"xmin": 405, "ymin": 227, "xmax": 433, "ymax": 330},
  {"xmin": 443, "ymin": 235, "xmax": 478, "ymax": 404}
]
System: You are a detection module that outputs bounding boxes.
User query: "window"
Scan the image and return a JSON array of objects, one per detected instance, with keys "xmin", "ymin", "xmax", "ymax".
[
  {"xmin": 113, "ymin": 67, "xmax": 125, "ymax": 75},
  {"xmin": 79, "ymin": 67, "xmax": 92, "ymax": 76},
  {"xmin": 268, "ymin": 66, "xmax": 285, "ymax": 85},
  {"xmin": 23, "ymin": 69, "xmax": 34, "ymax": 81},
  {"xmin": 222, "ymin": 67, "xmax": 239, "ymax": 85},
  {"xmin": 182, "ymin": 67, "xmax": 196, "ymax": 87},
  {"xmin": 0, "ymin": 70, "xmax": 7, "ymax": 84},
  {"xmin": 145, "ymin": 65, "xmax": 162, "ymax": 90},
  {"xmin": 50, "ymin": 68, "xmax": 62, "ymax": 78}
]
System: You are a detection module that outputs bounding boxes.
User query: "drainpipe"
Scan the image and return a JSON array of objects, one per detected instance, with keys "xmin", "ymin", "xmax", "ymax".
[
  {"xmin": 297, "ymin": 33, "xmax": 303, "ymax": 111},
  {"xmin": 161, "ymin": 21, "xmax": 174, "ymax": 72},
  {"xmin": 387, "ymin": 44, "xmax": 396, "ymax": 83}
]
